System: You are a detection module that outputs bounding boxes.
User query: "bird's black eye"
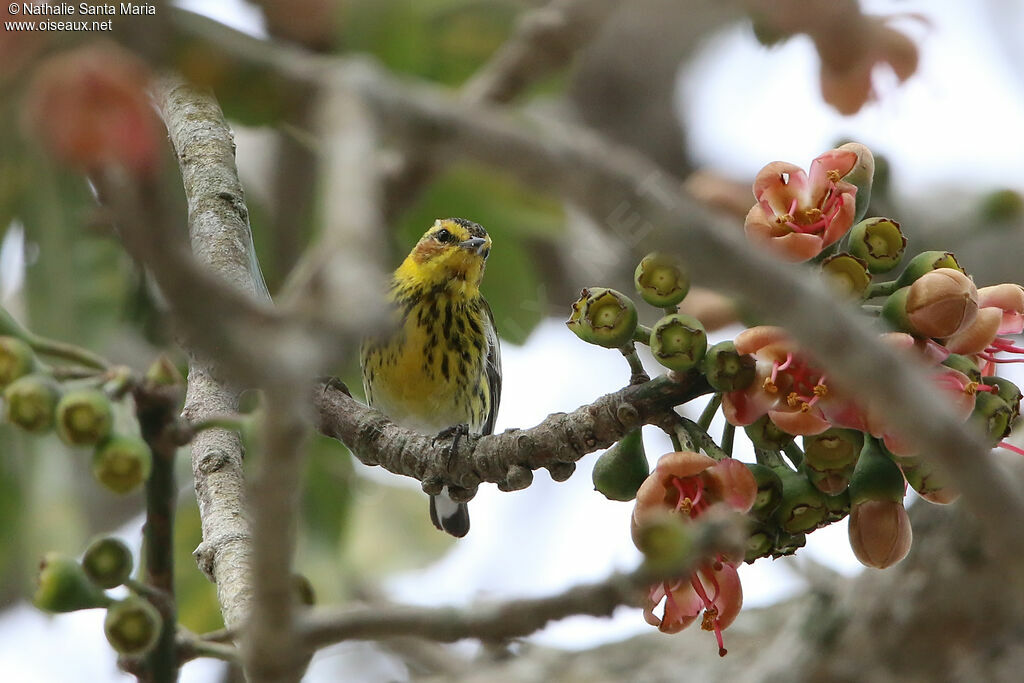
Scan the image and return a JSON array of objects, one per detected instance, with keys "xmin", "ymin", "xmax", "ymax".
[{"xmin": 435, "ymin": 228, "xmax": 453, "ymax": 243}]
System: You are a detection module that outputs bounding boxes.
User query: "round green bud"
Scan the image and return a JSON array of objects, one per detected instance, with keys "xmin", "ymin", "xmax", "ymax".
[
  {"xmin": 849, "ymin": 439, "xmax": 905, "ymax": 505},
  {"xmin": 649, "ymin": 313, "xmax": 707, "ymax": 372},
  {"xmin": 744, "ymin": 523, "xmax": 774, "ymax": 563},
  {"xmin": 0, "ymin": 335, "xmax": 36, "ymax": 388},
  {"xmin": 823, "ymin": 489, "xmax": 851, "ymax": 522},
  {"xmin": 983, "ymin": 376, "xmax": 1021, "ymax": 422},
  {"xmin": 144, "ymin": 355, "xmax": 185, "ymax": 387},
  {"xmin": 566, "ymin": 288, "xmax": 639, "ymax": 349},
  {"xmin": 821, "ymin": 252, "xmax": 871, "ymax": 297},
  {"xmin": 745, "ymin": 415, "xmax": 794, "ymax": 451},
  {"xmin": 56, "ymin": 388, "xmax": 114, "ymax": 446},
  {"xmin": 34, "ymin": 552, "xmax": 111, "ymax": 613},
  {"xmin": 970, "ymin": 391, "xmax": 1012, "ymax": 446},
  {"xmin": 104, "ymin": 597, "xmax": 161, "ymax": 657},
  {"xmin": 847, "ymin": 217, "xmax": 907, "ymax": 273},
  {"xmin": 633, "ymin": 512, "xmax": 694, "ymax": 574},
  {"xmin": 803, "ymin": 428, "xmax": 863, "ymax": 472},
  {"xmin": 293, "ymin": 574, "xmax": 316, "ymax": 607},
  {"xmin": 592, "ymin": 428, "xmax": 649, "ymax": 502},
  {"xmin": 977, "ymin": 188, "xmax": 1023, "ymax": 225},
  {"xmin": 3, "ymin": 373, "xmax": 61, "ymax": 433},
  {"xmin": 770, "ymin": 530, "xmax": 807, "ymax": 558},
  {"xmin": 82, "ymin": 537, "xmax": 134, "ymax": 589},
  {"xmin": 942, "ymin": 353, "xmax": 982, "ymax": 384},
  {"xmin": 895, "ymin": 250, "xmax": 965, "ymax": 288},
  {"xmin": 701, "ymin": 341, "xmax": 756, "ymax": 392},
  {"xmin": 634, "ymin": 252, "xmax": 690, "ymax": 308},
  {"xmin": 772, "ymin": 467, "xmax": 828, "ymax": 534},
  {"xmin": 92, "ymin": 435, "xmax": 152, "ymax": 494},
  {"xmin": 746, "ymin": 463, "xmax": 783, "ymax": 520}
]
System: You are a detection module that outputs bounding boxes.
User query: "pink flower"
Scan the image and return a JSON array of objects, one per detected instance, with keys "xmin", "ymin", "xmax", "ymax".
[
  {"xmin": 723, "ymin": 326, "xmax": 842, "ymax": 435},
  {"xmin": 946, "ymin": 284, "xmax": 1024, "ymax": 374},
  {"xmin": 632, "ymin": 452, "xmax": 755, "ymax": 655},
  {"xmin": 744, "ymin": 150, "xmax": 858, "ymax": 261},
  {"xmin": 643, "ymin": 562, "xmax": 743, "ymax": 656}
]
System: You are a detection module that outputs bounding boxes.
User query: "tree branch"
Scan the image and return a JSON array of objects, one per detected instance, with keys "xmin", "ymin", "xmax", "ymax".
[
  {"xmin": 299, "ymin": 512, "xmax": 745, "ymax": 650},
  {"xmin": 315, "ymin": 373, "xmax": 710, "ymax": 497}
]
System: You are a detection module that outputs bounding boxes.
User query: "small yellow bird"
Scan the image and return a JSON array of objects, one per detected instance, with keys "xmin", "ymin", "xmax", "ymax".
[{"xmin": 360, "ymin": 218, "xmax": 501, "ymax": 537}]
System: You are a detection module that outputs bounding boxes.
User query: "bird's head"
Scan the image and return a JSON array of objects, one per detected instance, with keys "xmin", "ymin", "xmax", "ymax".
[{"xmin": 397, "ymin": 218, "xmax": 492, "ymax": 293}]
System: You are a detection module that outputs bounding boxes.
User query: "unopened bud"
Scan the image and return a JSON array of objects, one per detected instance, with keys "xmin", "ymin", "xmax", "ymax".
[
  {"xmin": 772, "ymin": 467, "xmax": 828, "ymax": 534},
  {"xmin": 701, "ymin": 341, "xmax": 756, "ymax": 392},
  {"xmin": 566, "ymin": 288, "xmax": 639, "ymax": 349},
  {"xmin": 82, "ymin": 537, "xmax": 133, "ymax": 589},
  {"xmin": 984, "ymin": 376, "xmax": 1021, "ymax": 422},
  {"xmin": 34, "ymin": 552, "xmax": 111, "ymax": 613},
  {"xmin": 0, "ymin": 335, "xmax": 36, "ymax": 388},
  {"xmin": 803, "ymin": 428, "xmax": 863, "ymax": 471},
  {"xmin": 92, "ymin": 435, "xmax": 152, "ymax": 494},
  {"xmin": 847, "ymin": 217, "xmax": 906, "ymax": 273},
  {"xmin": 895, "ymin": 250, "xmax": 965, "ymax": 287},
  {"xmin": 592, "ymin": 428, "xmax": 649, "ymax": 502},
  {"xmin": 104, "ymin": 597, "xmax": 161, "ymax": 657},
  {"xmin": 848, "ymin": 499, "xmax": 912, "ymax": 568},
  {"xmin": 821, "ymin": 253, "xmax": 871, "ymax": 297},
  {"xmin": 941, "ymin": 353, "xmax": 982, "ymax": 384},
  {"xmin": 144, "ymin": 355, "xmax": 184, "ymax": 387},
  {"xmin": 634, "ymin": 252, "xmax": 690, "ymax": 308},
  {"xmin": 649, "ymin": 313, "xmax": 707, "ymax": 372},
  {"xmin": 970, "ymin": 391, "xmax": 1012, "ymax": 445},
  {"xmin": 3, "ymin": 373, "xmax": 61, "ymax": 433},
  {"xmin": 56, "ymin": 388, "xmax": 113, "ymax": 446},
  {"xmin": 884, "ymin": 269, "xmax": 978, "ymax": 339}
]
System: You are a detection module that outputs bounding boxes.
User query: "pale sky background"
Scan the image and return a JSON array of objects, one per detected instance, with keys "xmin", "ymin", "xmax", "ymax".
[{"xmin": 2, "ymin": 0, "xmax": 1024, "ymax": 680}]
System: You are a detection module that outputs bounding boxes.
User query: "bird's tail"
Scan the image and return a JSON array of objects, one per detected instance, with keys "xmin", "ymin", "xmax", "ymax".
[{"xmin": 429, "ymin": 488, "xmax": 470, "ymax": 537}]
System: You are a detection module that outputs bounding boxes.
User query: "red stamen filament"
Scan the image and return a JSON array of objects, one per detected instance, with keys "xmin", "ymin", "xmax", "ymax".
[
  {"xmin": 690, "ymin": 571, "xmax": 727, "ymax": 657},
  {"xmin": 998, "ymin": 441, "xmax": 1024, "ymax": 457}
]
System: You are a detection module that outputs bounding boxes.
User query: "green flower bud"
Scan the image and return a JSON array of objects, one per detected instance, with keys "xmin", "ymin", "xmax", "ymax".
[
  {"xmin": 746, "ymin": 463, "xmax": 783, "ymax": 520},
  {"xmin": 744, "ymin": 522, "xmax": 774, "ymax": 563},
  {"xmin": 592, "ymin": 428, "xmax": 649, "ymax": 502},
  {"xmin": 772, "ymin": 467, "xmax": 828, "ymax": 534},
  {"xmin": 566, "ymin": 288, "xmax": 639, "ymax": 349},
  {"xmin": 293, "ymin": 574, "xmax": 316, "ymax": 607},
  {"xmin": 821, "ymin": 253, "xmax": 871, "ymax": 297},
  {"xmin": 0, "ymin": 335, "xmax": 36, "ymax": 388},
  {"xmin": 895, "ymin": 250, "xmax": 965, "ymax": 287},
  {"xmin": 847, "ymin": 217, "xmax": 907, "ymax": 273},
  {"xmin": 144, "ymin": 355, "xmax": 185, "ymax": 387},
  {"xmin": 82, "ymin": 537, "xmax": 134, "ymax": 589},
  {"xmin": 942, "ymin": 353, "xmax": 982, "ymax": 384},
  {"xmin": 56, "ymin": 388, "xmax": 113, "ymax": 446},
  {"xmin": 649, "ymin": 313, "xmax": 707, "ymax": 372},
  {"xmin": 104, "ymin": 597, "xmax": 161, "ymax": 657},
  {"xmin": 837, "ymin": 142, "xmax": 875, "ymax": 224},
  {"xmin": 34, "ymin": 552, "xmax": 111, "ymax": 613},
  {"xmin": 701, "ymin": 340, "xmax": 756, "ymax": 392},
  {"xmin": 92, "ymin": 435, "xmax": 152, "ymax": 494},
  {"xmin": 771, "ymin": 530, "xmax": 806, "ymax": 558},
  {"xmin": 3, "ymin": 373, "xmax": 61, "ymax": 433},
  {"xmin": 823, "ymin": 489, "xmax": 851, "ymax": 522},
  {"xmin": 633, "ymin": 512, "xmax": 693, "ymax": 574},
  {"xmin": 977, "ymin": 188, "xmax": 1023, "ymax": 225},
  {"xmin": 634, "ymin": 252, "xmax": 690, "ymax": 308},
  {"xmin": 970, "ymin": 391, "xmax": 1012, "ymax": 445},
  {"xmin": 983, "ymin": 376, "xmax": 1021, "ymax": 422},
  {"xmin": 849, "ymin": 439, "xmax": 905, "ymax": 505},
  {"xmin": 803, "ymin": 428, "xmax": 863, "ymax": 472},
  {"xmin": 900, "ymin": 457, "xmax": 959, "ymax": 505},
  {"xmin": 805, "ymin": 464, "xmax": 855, "ymax": 496},
  {"xmin": 745, "ymin": 415, "xmax": 794, "ymax": 451}
]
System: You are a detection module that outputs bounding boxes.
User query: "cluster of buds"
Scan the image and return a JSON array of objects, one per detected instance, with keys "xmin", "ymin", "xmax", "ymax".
[
  {"xmin": 566, "ymin": 142, "xmax": 1024, "ymax": 656},
  {"xmin": 33, "ymin": 538, "xmax": 161, "ymax": 657},
  {"xmin": 1, "ymin": 335, "xmax": 153, "ymax": 494}
]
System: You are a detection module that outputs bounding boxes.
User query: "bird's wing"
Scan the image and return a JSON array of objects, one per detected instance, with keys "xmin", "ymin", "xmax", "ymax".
[{"xmin": 481, "ymin": 300, "xmax": 502, "ymax": 437}]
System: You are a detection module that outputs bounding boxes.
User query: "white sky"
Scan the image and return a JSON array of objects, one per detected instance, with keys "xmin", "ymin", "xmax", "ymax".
[{"xmin": 3, "ymin": 0, "xmax": 1024, "ymax": 680}]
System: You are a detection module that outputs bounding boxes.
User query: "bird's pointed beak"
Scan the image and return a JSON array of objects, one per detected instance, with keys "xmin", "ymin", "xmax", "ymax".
[{"xmin": 459, "ymin": 237, "xmax": 488, "ymax": 255}]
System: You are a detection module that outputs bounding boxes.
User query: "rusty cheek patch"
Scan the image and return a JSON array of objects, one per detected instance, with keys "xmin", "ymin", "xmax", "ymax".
[{"xmin": 412, "ymin": 241, "xmax": 443, "ymax": 263}]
